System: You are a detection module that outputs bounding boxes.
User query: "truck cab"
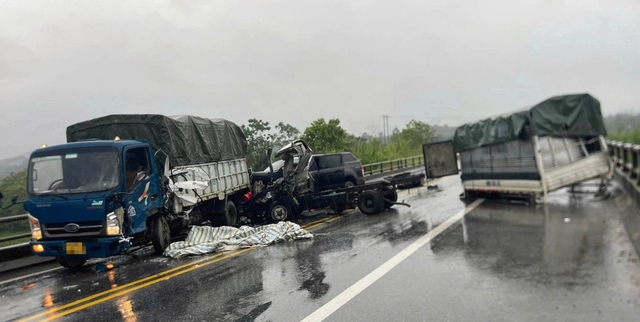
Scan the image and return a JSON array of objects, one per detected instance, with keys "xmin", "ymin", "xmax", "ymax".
[{"xmin": 25, "ymin": 139, "xmax": 164, "ymax": 268}]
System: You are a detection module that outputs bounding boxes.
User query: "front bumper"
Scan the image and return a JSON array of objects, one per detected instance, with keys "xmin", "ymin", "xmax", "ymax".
[{"xmin": 29, "ymin": 237, "xmax": 131, "ymax": 258}]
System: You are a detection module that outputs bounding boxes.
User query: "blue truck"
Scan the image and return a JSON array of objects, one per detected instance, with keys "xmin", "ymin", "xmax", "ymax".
[{"xmin": 12, "ymin": 115, "xmax": 251, "ymax": 269}]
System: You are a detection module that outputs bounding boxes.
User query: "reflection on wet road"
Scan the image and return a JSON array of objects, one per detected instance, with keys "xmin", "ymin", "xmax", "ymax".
[{"xmin": 1, "ymin": 176, "xmax": 639, "ymax": 322}]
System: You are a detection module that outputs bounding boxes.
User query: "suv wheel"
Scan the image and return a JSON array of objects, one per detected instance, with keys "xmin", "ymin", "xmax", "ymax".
[{"xmin": 345, "ymin": 180, "xmax": 355, "ymax": 188}]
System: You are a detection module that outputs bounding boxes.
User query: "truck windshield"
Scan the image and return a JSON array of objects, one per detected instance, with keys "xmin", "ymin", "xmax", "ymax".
[{"xmin": 28, "ymin": 147, "xmax": 120, "ymax": 195}]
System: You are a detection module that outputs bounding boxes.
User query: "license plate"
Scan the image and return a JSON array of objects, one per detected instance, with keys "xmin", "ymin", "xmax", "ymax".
[{"xmin": 65, "ymin": 242, "xmax": 86, "ymax": 255}]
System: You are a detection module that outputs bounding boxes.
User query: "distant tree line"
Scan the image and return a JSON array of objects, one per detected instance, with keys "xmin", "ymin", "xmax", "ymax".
[
  {"xmin": 241, "ymin": 117, "xmax": 435, "ymax": 171},
  {"xmin": 605, "ymin": 112, "xmax": 640, "ymax": 144}
]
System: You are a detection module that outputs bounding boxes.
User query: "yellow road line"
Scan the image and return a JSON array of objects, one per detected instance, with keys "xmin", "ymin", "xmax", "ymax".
[
  {"xmin": 37, "ymin": 248, "xmax": 254, "ymax": 322},
  {"xmin": 18, "ymin": 252, "xmax": 226, "ymax": 322},
  {"xmin": 324, "ymin": 216, "xmax": 344, "ymax": 223},
  {"xmin": 20, "ymin": 217, "xmax": 339, "ymax": 322}
]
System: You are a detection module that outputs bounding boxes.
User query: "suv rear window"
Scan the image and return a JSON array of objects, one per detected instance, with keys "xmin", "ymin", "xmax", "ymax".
[
  {"xmin": 343, "ymin": 153, "xmax": 357, "ymax": 162},
  {"xmin": 318, "ymin": 155, "xmax": 341, "ymax": 169}
]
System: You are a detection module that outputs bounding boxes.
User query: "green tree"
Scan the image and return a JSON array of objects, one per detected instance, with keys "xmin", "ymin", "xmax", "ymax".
[
  {"xmin": 301, "ymin": 118, "xmax": 348, "ymax": 153},
  {"xmin": 397, "ymin": 119, "xmax": 435, "ymax": 149},
  {"xmin": 241, "ymin": 119, "xmax": 274, "ymax": 171},
  {"xmin": 0, "ymin": 170, "xmax": 29, "ymax": 237},
  {"xmin": 272, "ymin": 122, "xmax": 301, "ymax": 150},
  {"xmin": 241, "ymin": 119, "xmax": 301, "ymax": 170}
]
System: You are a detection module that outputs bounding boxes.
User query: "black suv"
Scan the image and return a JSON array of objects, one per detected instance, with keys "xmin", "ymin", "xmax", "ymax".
[
  {"xmin": 250, "ymin": 152, "xmax": 365, "ymax": 192},
  {"xmin": 308, "ymin": 153, "xmax": 365, "ymax": 191}
]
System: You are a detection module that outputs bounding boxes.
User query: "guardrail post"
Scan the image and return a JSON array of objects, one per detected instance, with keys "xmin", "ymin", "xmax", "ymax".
[
  {"xmin": 631, "ymin": 145, "xmax": 639, "ymax": 180},
  {"xmin": 624, "ymin": 143, "xmax": 633, "ymax": 174},
  {"xmin": 619, "ymin": 143, "xmax": 624, "ymax": 168},
  {"xmin": 614, "ymin": 142, "xmax": 623, "ymax": 168}
]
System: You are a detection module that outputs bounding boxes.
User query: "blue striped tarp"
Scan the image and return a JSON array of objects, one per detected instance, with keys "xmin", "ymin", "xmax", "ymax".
[{"xmin": 163, "ymin": 221, "xmax": 314, "ymax": 258}]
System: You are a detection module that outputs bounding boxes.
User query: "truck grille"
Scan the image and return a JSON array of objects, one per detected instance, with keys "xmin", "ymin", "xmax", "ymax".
[{"xmin": 43, "ymin": 220, "xmax": 104, "ymax": 238}]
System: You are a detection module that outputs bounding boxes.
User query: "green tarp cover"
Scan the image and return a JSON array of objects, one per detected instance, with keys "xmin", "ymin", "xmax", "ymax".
[
  {"xmin": 453, "ymin": 94, "xmax": 606, "ymax": 152},
  {"xmin": 66, "ymin": 114, "xmax": 248, "ymax": 166}
]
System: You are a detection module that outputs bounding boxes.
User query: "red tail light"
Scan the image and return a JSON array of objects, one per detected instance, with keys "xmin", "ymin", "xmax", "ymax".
[{"xmin": 241, "ymin": 191, "xmax": 253, "ymax": 201}]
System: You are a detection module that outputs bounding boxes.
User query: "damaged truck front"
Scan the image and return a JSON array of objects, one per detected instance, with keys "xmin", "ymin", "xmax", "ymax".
[
  {"xmin": 450, "ymin": 93, "xmax": 613, "ymax": 203},
  {"xmin": 23, "ymin": 115, "xmax": 250, "ymax": 269}
]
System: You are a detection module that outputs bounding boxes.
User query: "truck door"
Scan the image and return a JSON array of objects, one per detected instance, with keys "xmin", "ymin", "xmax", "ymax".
[
  {"xmin": 123, "ymin": 146, "xmax": 163, "ymax": 235},
  {"xmin": 422, "ymin": 141, "xmax": 459, "ymax": 179}
]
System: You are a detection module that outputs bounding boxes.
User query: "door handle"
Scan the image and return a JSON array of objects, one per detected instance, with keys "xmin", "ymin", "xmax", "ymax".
[{"xmin": 150, "ymin": 194, "xmax": 158, "ymax": 201}]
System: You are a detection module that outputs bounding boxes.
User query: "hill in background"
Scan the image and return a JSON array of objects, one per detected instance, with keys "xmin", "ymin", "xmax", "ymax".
[{"xmin": 0, "ymin": 153, "xmax": 29, "ymax": 181}]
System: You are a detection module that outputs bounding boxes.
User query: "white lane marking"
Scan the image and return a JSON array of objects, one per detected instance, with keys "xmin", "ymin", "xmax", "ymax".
[
  {"xmin": 0, "ymin": 267, "xmax": 62, "ymax": 286},
  {"xmin": 301, "ymin": 198, "xmax": 485, "ymax": 322}
]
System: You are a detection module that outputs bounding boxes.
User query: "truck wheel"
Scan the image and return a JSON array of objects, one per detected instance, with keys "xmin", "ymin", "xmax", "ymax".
[
  {"xmin": 56, "ymin": 256, "xmax": 87, "ymax": 270},
  {"xmin": 225, "ymin": 201, "xmax": 239, "ymax": 227},
  {"xmin": 151, "ymin": 215, "xmax": 171, "ymax": 255},
  {"xmin": 383, "ymin": 190, "xmax": 398, "ymax": 209},
  {"xmin": 268, "ymin": 201, "xmax": 292, "ymax": 223},
  {"xmin": 358, "ymin": 191, "xmax": 384, "ymax": 215}
]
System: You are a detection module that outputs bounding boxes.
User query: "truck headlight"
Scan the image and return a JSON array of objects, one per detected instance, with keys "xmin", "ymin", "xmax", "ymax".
[
  {"xmin": 28, "ymin": 214, "xmax": 42, "ymax": 240},
  {"xmin": 106, "ymin": 212, "xmax": 121, "ymax": 236}
]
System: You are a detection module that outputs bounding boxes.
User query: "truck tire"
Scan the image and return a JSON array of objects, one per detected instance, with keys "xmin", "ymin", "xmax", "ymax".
[
  {"xmin": 225, "ymin": 200, "xmax": 239, "ymax": 227},
  {"xmin": 268, "ymin": 200, "xmax": 292, "ymax": 223},
  {"xmin": 56, "ymin": 256, "xmax": 87, "ymax": 270},
  {"xmin": 358, "ymin": 191, "xmax": 384, "ymax": 215},
  {"xmin": 383, "ymin": 190, "xmax": 398, "ymax": 209},
  {"xmin": 151, "ymin": 215, "xmax": 171, "ymax": 255}
]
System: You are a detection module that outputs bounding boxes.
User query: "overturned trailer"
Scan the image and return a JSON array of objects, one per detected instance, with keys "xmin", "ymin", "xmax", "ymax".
[{"xmin": 426, "ymin": 93, "xmax": 613, "ymax": 203}]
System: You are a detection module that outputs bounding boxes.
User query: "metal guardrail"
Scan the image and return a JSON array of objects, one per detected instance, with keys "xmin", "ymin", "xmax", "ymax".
[
  {"xmin": 362, "ymin": 155, "xmax": 424, "ymax": 176},
  {"xmin": 608, "ymin": 140, "xmax": 640, "ymax": 184},
  {"xmin": 0, "ymin": 155, "xmax": 426, "ymax": 250},
  {"xmin": 0, "ymin": 214, "xmax": 29, "ymax": 243}
]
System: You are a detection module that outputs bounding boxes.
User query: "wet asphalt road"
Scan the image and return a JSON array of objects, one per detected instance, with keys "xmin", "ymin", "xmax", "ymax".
[{"xmin": 1, "ymin": 175, "xmax": 640, "ymax": 322}]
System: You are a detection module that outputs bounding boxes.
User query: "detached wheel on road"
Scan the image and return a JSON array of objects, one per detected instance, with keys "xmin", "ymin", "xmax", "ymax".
[
  {"xmin": 56, "ymin": 256, "xmax": 87, "ymax": 270},
  {"xmin": 268, "ymin": 200, "xmax": 293, "ymax": 223},
  {"xmin": 383, "ymin": 190, "xmax": 398, "ymax": 209},
  {"xmin": 151, "ymin": 215, "xmax": 171, "ymax": 255},
  {"xmin": 358, "ymin": 191, "xmax": 384, "ymax": 215},
  {"xmin": 225, "ymin": 200, "xmax": 239, "ymax": 227}
]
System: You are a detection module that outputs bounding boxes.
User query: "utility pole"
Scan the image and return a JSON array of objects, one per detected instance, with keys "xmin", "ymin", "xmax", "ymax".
[{"xmin": 382, "ymin": 115, "xmax": 389, "ymax": 144}]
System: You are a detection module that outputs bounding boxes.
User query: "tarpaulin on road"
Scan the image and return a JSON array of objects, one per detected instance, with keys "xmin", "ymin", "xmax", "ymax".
[{"xmin": 163, "ymin": 221, "xmax": 314, "ymax": 259}]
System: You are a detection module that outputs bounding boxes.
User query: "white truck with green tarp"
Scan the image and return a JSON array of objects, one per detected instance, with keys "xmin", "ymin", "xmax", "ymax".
[{"xmin": 423, "ymin": 93, "xmax": 613, "ymax": 203}]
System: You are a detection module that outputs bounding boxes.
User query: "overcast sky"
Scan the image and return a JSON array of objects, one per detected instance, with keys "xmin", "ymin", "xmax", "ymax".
[{"xmin": 1, "ymin": 0, "xmax": 639, "ymax": 159}]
